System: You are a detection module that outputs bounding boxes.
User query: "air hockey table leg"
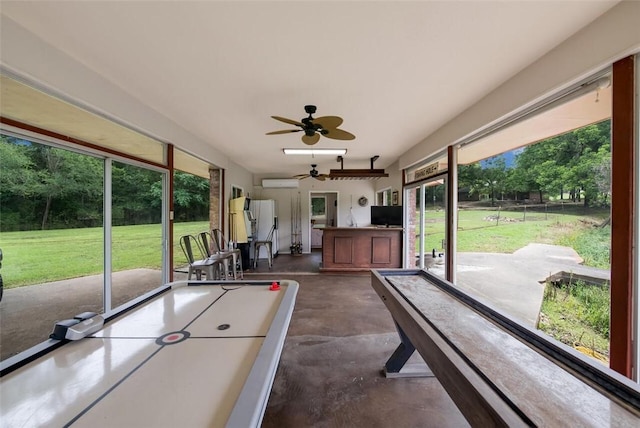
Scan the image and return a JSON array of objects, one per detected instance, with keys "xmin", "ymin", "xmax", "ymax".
[{"xmin": 384, "ymin": 320, "xmax": 434, "ymax": 378}]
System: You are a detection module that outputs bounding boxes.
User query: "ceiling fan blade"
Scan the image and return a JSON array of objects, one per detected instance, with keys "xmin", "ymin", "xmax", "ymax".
[
  {"xmin": 272, "ymin": 116, "xmax": 304, "ymax": 127},
  {"xmin": 323, "ymin": 128, "xmax": 356, "ymax": 140},
  {"xmin": 302, "ymin": 133, "xmax": 321, "ymax": 145},
  {"xmin": 314, "ymin": 175, "xmax": 327, "ymax": 181},
  {"xmin": 293, "ymin": 174, "xmax": 310, "ymax": 179},
  {"xmin": 266, "ymin": 129, "xmax": 301, "ymax": 135},
  {"xmin": 313, "ymin": 116, "xmax": 343, "ymax": 129}
]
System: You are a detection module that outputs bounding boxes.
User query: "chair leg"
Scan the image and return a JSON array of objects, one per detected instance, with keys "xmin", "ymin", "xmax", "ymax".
[
  {"xmin": 230, "ymin": 254, "xmax": 238, "ymax": 280},
  {"xmin": 253, "ymin": 244, "xmax": 272, "ymax": 270},
  {"xmin": 253, "ymin": 245, "xmax": 258, "ymax": 269},
  {"xmin": 221, "ymin": 259, "xmax": 230, "ymax": 280},
  {"xmin": 207, "ymin": 265, "xmax": 217, "ymax": 280},
  {"xmin": 235, "ymin": 252, "xmax": 243, "ymax": 279}
]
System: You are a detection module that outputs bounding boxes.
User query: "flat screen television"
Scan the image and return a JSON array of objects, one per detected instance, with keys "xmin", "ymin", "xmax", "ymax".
[{"xmin": 371, "ymin": 205, "xmax": 403, "ymax": 227}]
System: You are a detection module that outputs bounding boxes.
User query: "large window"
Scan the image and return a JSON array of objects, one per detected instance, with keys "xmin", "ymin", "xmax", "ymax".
[
  {"xmin": 456, "ymin": 122, "xmax": 612, "ymax": 363},
  {"xmin": 401, "ymin": 69, "xmax": 620, "ymax": 370},
  {"xmin": 0, "ymin": 133, "xmax": 169, "ymax": 361}
]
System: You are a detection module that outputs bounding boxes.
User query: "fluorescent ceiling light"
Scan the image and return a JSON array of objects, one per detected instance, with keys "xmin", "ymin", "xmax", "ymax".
[{"xmin": 283, "ymin": 148, "xmax": 347, "ymax": 155}]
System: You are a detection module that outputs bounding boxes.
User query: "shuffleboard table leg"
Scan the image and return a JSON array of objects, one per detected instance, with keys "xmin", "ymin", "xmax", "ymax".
[{"xmin": 384, "ymin": 321, "xmax": 434, "ymax": 378}]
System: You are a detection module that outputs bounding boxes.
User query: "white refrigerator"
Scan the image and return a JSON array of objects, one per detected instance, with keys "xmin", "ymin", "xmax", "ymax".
[{"xmin": 249, "ymin": 199, "xmax": 279, "ymax": 261}]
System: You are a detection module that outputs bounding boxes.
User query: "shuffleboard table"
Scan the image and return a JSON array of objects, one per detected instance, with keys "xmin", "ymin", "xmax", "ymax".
[{"xmin": 371, "ymin": 269, "xmax": 640, "ymax": 427}]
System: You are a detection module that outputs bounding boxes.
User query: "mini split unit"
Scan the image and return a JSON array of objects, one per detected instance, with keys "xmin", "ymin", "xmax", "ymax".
[{"xmin": 261, "ymin": 179, "xmax": 300, "ymax": 189}]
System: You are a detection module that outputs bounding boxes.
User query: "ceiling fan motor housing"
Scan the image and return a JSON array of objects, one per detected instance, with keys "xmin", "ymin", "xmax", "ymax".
[{"xmin": 267, "ymin": 105, "xmax": 355, "ymax": 144}]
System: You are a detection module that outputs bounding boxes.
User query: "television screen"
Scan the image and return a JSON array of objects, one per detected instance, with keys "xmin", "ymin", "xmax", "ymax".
[{"xmin": 371, "ymin": 205, "xmax": 403, "ymax": 227}]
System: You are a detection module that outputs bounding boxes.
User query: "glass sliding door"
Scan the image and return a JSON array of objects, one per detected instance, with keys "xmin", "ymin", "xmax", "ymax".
[
  {"xmin": 404, "ymin": 177, "xmax": 447, "ymax": 278},
  {"xmin": 0, "ymin": 134, "xmax": 105, "ymax": 360},
  {"xmin": 110, "ymin": 161, "xmax": 165, "ymax": 310}
]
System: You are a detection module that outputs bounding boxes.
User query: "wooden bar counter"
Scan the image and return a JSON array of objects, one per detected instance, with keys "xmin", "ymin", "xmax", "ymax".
[{"xmin": 320, "ymin": 227, "xmax": 403, "ymax": 273}]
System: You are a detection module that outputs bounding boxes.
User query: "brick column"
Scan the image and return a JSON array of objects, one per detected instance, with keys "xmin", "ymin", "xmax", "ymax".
[{"xmin": 209, "ymin": 168, "xmax": 221, "ymax": 232}]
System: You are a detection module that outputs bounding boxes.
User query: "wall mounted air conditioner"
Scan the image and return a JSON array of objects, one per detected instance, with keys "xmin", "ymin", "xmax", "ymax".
[{"xmin": 262, "ymin": 178, "xmax": 299, "ymax": 189}]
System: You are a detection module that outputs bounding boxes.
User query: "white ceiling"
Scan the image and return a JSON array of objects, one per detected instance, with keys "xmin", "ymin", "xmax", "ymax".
[{"xmin": 0, "ymin": 1, "xmax": 618, "ymax": 177}]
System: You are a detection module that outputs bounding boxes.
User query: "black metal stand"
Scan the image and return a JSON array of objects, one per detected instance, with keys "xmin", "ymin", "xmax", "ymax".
[{"xmin": 384, "ymin": 321, "xmax": 434, "ymax": 378}]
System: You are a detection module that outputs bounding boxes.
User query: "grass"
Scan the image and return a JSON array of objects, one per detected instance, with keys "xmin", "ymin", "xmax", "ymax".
[
  {"xmin": 558, "ymin": 224, "xmax": 611, "ymax": 269},
  {"xmin": 538, "ymin": 280, "xmax": 610, "ymax": 362},
  {"xmin": 415, "ymin": 206, "xmax": 613, "ymax": 362},
  {"xmin": 417, "ymin": 207, "xmax": 606, "ymax": 255},
  {"xmin": 1, "ymin": 207, "xmax": 612, "ymax": 287},
  {"xmin": 0, "ymin": 221, "xmax": 209, "ymax": 287}
]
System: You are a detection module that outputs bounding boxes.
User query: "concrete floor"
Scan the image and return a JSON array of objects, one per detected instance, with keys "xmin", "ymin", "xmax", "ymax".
[
  {"xmin": 2, "ymin": 254, "xmax": 469, "ymax": 426},
  {"xmin": 253, "ymin": 273, "xmax": 469, "ymax": 427},
  {"xmin": 249, "ymin": 255, "xmax": 469, "ymax": 426}
]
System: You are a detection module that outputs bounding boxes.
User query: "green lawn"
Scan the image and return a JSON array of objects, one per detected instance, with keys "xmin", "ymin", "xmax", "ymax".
[
  {"xmin": 0, "ymin": 221, "xmax": 208, "ymax": 287},
  {"xmin": 417, "ymin": 207, "xmax": 609, "ymax": 255},
  {"xmin": 1, "ymin": 207, "xmax": 611, "ymax": 288}
]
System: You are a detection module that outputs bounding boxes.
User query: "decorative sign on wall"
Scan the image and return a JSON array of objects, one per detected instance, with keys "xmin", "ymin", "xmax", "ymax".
[{"xmin": 414, "ymin": 162, "xmax": 439, "ymax": 181}]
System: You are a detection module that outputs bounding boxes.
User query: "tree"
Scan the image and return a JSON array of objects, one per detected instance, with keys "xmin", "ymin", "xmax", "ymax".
[
  {"xmin": 0, "ymin": 137, "xmax": 40, "ymax": 230},
  {"xmin": 511, "ymin": 120, "xmax": 611, "ymax": 206},
  {"xmin": 1, "ymin": 137, "xmax": 104, "ymax": 230},
  {"xmin": 0, "ymin": 136, "xmax": 37, "ymax": 195},
  {"xmin": 150, "ymin": 171, "xmax": 210, "ymax": 222},
  {"xmin": 458, "ymin": 156, "xmax": 507, "ymax": 206}
]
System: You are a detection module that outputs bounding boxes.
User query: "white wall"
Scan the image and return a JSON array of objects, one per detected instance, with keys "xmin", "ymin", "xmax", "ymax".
[
  {"xmin": 399, "ymin": 1, "xmax": 640, "ymax": 170},
  {"xmin": 252, "ymin": 178, "xmax": 381, "ymax": 254}
]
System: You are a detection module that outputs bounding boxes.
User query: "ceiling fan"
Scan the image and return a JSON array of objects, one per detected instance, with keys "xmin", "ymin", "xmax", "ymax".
[
  {"xmin": 266, "ymin": 105, "xmax": 355, "ymax": 145},
  {"xmin": 293, "ymin": 164, "xmax": 330, "ymax": 181}
]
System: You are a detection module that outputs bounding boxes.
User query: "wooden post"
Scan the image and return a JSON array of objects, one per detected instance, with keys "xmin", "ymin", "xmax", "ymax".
[{"xmin": 609, "ymin": 56, "xmax": 635, "ymax": 378}]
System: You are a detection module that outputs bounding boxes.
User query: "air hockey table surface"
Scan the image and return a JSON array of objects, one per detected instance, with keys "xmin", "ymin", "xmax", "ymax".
[{"xmin": 0, "ymin": 279, "xmax": 298, "ymax": 427}]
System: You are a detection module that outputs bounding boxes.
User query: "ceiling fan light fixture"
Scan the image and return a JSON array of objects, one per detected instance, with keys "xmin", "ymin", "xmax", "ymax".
[{"xmin": 283, "ymin": 148, "xmax": 347, "ymax": 156}]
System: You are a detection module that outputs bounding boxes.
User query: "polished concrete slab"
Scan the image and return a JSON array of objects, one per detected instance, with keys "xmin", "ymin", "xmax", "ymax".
[{"xmin": 250, "ymin": 273, "xmax": 469, "ymax": 427}]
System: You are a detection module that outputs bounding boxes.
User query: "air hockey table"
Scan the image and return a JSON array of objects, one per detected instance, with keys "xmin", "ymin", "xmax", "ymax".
[
  {"xmin": 0, "ymin": 279, "xmax": 298, "ymax": 427},
  {"xmin": 371, "ymin": 269, "xmax": 640, "ymax": 427}
]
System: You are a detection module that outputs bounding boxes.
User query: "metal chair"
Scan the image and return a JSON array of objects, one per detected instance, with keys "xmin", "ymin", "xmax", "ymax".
[
  {"xmin": 253, "ymin": 225, "xmax": 275, "ymax": 269},
  {"xmin": 198, "ymin": 231, "xmax": 236, "ymax": 280},
  {"xmin": 210, "ymin": 228, "xmax": 243, "ymax": 279},
  {"xmin": 179, "ymin": 234, "xmax": 220, "ymax": 280}
]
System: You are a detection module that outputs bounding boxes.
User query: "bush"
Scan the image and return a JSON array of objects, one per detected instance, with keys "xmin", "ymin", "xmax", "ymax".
[
  {"xmin": 568, "ymin": 281, "xmax": 610, "ymax": 338},
  {"xmin": 558, "ymin": 224, "xmax": 610, "ymax": 269}
]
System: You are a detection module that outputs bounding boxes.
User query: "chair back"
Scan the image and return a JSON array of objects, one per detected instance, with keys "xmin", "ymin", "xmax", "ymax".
[
  {"xmin": 211, "ymin": 228, "xmax": 227, "ymax": 252},
  {"xmin": 180, "ymin": 235, "xmax": 204, "ymax": 264},
  {"xmin": 198, "ymin": 231, "xmax": 215, "ymax": 257},
  {"xmin": 265, "ymin": 225, "xmax": 275, "ymax": 242}
]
